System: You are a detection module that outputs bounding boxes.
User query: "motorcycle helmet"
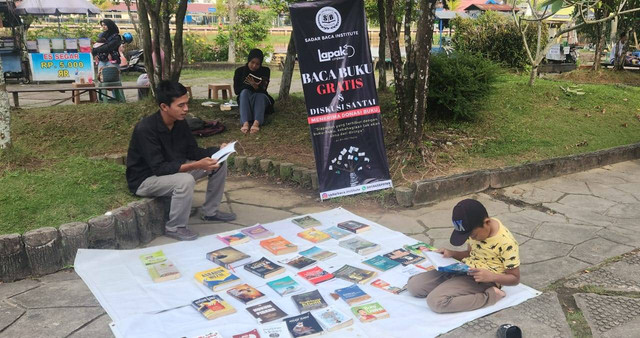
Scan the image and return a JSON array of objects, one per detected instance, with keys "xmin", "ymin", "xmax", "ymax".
[{"xmin": 122, "ymin": 32, "xmax": 134, "ymax": 44}]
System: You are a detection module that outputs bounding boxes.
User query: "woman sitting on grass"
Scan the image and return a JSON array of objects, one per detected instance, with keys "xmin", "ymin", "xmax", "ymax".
[{"xmin": 233, "ymin": 49, "xmax": 274, "ymax": 134}]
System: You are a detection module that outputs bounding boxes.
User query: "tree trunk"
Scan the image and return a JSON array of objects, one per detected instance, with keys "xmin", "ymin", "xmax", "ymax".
[
  {"xmin": 377, "ymin": 0, "xmax": 387, "ymax": 91},
  {"xmin": 614, "ymin": 33, "xmax": 628, "ymax": 71},
  {"xmin": 160, "ymin": 1, "xmax": 172, "ymax": 81},
  {"xmin": 385, "ymin": 0, "xmax": 406, "ymax": 134},
  {"xmin": 171, "ymin": 0, "xmax": 188, "ymax": 82},
  {"xmin": 528, "ymin": 21, "xmax": 543, "ymax": 86},
  {"xmin": 137, "ymin": 0, "xmax": 156, "ymax": 93},
  {"xmin": 123, "ymin": 0, "xmax": 140, "ymax": 45},
  {"xmin": 228, "ymin": 0, "xmax": 237, "ymax": 63},
  {"xmin": 593, "ymin": 23, "xmax": 605, "ymax": 71},
  {"xmin": 0, "ymin": 60, "xmax": 9, "ymax": 149},
  {"xmin": 278, "ymin": 33, "xmax": 296, "ymax": 101},
  {"xmin": 409, "ymin": 0, "xmax": 437, "ymax": 144}
]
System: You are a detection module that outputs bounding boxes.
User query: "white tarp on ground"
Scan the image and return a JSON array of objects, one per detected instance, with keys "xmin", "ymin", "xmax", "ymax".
[{"xmin": 75, "ymin": 208, "xmax": 539, "ymax": 338}]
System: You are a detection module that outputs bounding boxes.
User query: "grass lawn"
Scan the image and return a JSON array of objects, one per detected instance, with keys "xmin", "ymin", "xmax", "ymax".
[{"xmin": 2, "ymin": 70, "xmax": 640, "ymax": 234}]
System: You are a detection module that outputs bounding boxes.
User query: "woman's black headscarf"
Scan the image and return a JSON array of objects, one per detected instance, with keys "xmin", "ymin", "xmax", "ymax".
[
  {"xmin": 247, "ymin": 49, "xmax": 264, "ymax": 64},
  {"xmin": 99, "ymin": 19, "xmax": 120, "ymax": 38}
]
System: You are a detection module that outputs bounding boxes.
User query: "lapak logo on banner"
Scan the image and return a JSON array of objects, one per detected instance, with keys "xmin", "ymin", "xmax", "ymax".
[
  {"xmin": 317, "ymin": 44, "xmax": 355, "ymax": 62},
  {"xmin": 290, "ymin": 0, "xmax": 393, "ymax": 200},
  {"xmin": 315, "ymin": 7, "xmax": 342, "ymax": 33}
]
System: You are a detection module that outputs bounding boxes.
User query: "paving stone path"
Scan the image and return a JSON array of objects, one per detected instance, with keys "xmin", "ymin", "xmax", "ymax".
[{"xmin": 1, "ymin": 160, "xmax": 639, "ymax": 337}]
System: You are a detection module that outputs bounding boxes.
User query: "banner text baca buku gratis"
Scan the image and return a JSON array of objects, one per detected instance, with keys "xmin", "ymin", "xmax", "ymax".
[{"xmin": 290, "ymin": 0, "xmax": 392, "ymax": 200}]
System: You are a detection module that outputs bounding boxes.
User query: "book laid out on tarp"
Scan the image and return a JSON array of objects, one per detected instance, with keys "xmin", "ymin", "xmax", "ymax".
[
  {"xmin": 332, "ymin": 264, "xmax": 377, "ymax": 284},
  {"xmin": 260, "ymin": 236, "xmax": 298, "ymax": 255},
  {"xmin": 280, "ymin": 255, "xmax": 317, "ymax": 270},
  {"xmin": 383, "ymin": 248, "xmax": 425, "ymax": 266},
  {"xmin": 370, "ymin": 279, "xmax": 407, "ymax": 295},
  {"xmin": 139, "ymin": 250, "xmax": 180, "ymax": 283},
  {"xmin": 334, "ymin": 284, "xmax": 371, "ymax": 305},
  {"xmin": 297, "ymin": 266, "xmax": 334, "ymax": 285},
  {"xmin": 216, "ymin": 230, "xmax": 250, "ymax": 246},
  {"xmin": 241, "ymin": 224, "xmax": 274, "ymax": 239},
  {"xmin": 299, "ymin": 246, "xmax": 336, "ymax": 261},
  {"xmin": 284, "ymin": 312, "xmax": 324, "ymax": 338},
  {"xmin": 206, "ymin": 246, "xmax": 252, "ymax": 269},
  {"xmin": 244, "ymin": 257, "xmax": 285, "ymax": 279},
  {"xmin": 362, "ymin": 255, "xmax": 400, "ymax": 271},
  {"xmin": 191, "ymin": 294, "xmax": 236, "ymax": 320},
  {"xmin": 195, "ymin": 266, "xmax": 241, "ymax": 291},
  {"xmin": 351, "ymin": 302, "xmax": 390, "ymax": 323},
  {"xmin": 338, "ymin": 237, "xmax": 380, "ymax": 255},
  {"xmin": 246, "ymin": 301, "xmax": 288, "ymax": 324},
  {"xmin": 267, "ymin": 275, "xmax": 305, "ymax": 296},
  {"xmin": 232, "ymin": 328, "xmax": 260, "ymax": 338},
  {"xmin": 313, "ymin": 307, "xmax": 354, "ymax": 331},
  {"xmin": 291, "ymin": 215, "xmax": 322, "ymax": 229},
  {"xmin": 323, "ymin": 226, "xmax": 352, "ymax": 240},
  {"xmin": 259, "ymin": 322, "xmax": 289, "ymax": 338},
  {"xmin": 297, "ymin": 228, "xmax": 331, "ymax": 243},
  {"xmin": 226, "ymin": 283, "xmax": 266, "ymax": 306},
  {"xmin": 291, "ymin": 290, "xmax": 328, "ymax": 313},
  {"xmin": 404, "ymin": 241, "xmax": 436, "ymax": 257},
  {"xmin": 337, "ymin": 220, "xmax": 370, "ymax": 234}
]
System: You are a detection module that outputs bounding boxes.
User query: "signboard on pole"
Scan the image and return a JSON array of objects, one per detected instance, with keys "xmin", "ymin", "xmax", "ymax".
[
  {"xmin": 28, "ymin": 52, "xmax": 94, "ymax": 82},
  {"xmin": 289, "ymin": 0, "xmax": 392, "ymax": 200}
]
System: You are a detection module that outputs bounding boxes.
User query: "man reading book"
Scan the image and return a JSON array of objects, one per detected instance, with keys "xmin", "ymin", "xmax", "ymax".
[
  {"xmin": 126, "ymin": 81, "xmax": 236, "ymax": 241},
  {"xmin": 407, "ymin": 199, "xmax": 520, "ymax": 313}
]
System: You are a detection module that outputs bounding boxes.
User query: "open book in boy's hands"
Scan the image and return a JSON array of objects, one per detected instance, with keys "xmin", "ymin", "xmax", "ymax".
[
  {"xmin": 425, "ymin": 251, "xmax": 470, "ymax": 275},
  {"xmin": 211, "ymin": 141, "xmax": 237, "ymax": 164}
]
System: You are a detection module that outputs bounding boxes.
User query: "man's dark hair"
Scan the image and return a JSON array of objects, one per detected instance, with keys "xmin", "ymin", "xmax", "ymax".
[{"xmin": 155, "ymin": 81, "xmax": 188, "ymax": 107}]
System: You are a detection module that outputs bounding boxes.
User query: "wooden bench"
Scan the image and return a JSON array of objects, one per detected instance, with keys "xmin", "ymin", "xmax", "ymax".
[
  {"xmin": 8, "ymin": 85, "xmax": 150, "ymax": 108},
  {"xmin": 208, "ymin": 84, "xmax": 232, "ymax": 100}
]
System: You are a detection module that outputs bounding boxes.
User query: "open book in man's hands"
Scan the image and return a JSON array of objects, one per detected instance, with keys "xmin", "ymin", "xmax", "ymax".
[
  {"xmin": 424, "ymin": 251, "xmax": 470, "ymax": 275},
  {"xmin": 211, "ymin": 141, "xmax": 237, "ymax": 164}
]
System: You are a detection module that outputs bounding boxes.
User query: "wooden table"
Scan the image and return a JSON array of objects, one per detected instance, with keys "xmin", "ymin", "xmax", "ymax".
[
  {"xmin": 8, "ymin": 85, "xmax": 150, "ymax": 108},
  {"xmin": 208, "ymin": 84, "xmax": 232, "ymax": 100}
]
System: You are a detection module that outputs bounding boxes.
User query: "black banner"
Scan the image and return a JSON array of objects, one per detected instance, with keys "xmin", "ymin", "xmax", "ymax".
[{"xmin": 290, "ymin": 0, "xmax": 392, "ymax": 200}]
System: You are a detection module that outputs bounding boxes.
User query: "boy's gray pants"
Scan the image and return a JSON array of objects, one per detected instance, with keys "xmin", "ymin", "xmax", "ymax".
[
  {"xmin": 406, "ymin": 270, "xmax": 501, "ymax": 313},
  {"xmin": 135, "ymin": 163, "xmax": 227, "ymax": 230}
]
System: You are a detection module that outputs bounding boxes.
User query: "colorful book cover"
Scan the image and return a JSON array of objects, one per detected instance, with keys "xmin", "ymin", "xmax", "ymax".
[
  {"xmin": 195, "ymin": 266, "xmax": 241, "ymax": 291},
  {"xmin": 297, "ymin": 266, "xmax": 334, "ymax": 285},
  {"xmin": 362, "ymin": 255, "xmax": 400, "ymax": 271},
  {"xmin": 217, "ymin": 230, "xmax": 250, "ymax": 246},
  {"xmin": 337, "ymin": 220, "xmax": 370, "ymax": 233},
  {"xmin": 140, "ymin": 250, "xmax": 181, "ymax": 282},
  {"xmin": 267, "ymin": 276, "xmax": 305, "ymax": 296},
  {"xmin": 191, "ymin": 295, "xmax": 236, "ymax": 320},
  {"xmin": 281, "ymin": 255, "xmax": 317, "ymax": 270},
  {"xmin": 139, "ymin": 250, "xmax": 168, "ymax": 265},
  {"xmin": 334, "ymin": 284, "xmax": 371, "ymax": 305},
  {"xmin": 241, "ymin": 224, "xmax": 274, "ymax": 239},
  {"xmin": 338, "ymin": 237, "xmax": 380, "ymax": 255},
  {"xmin": 244, "ymin": 257, "xmax": 285, "ymax": 279},
  {"xmin": 233, "ymin": 328, "xmax": 261, "ymax": 338},
  {"xmin": 438, "ymin": 262, "xmax": 470, "ymax": 275},
  {"xmin": 297, "ymin": 228, "xmax": 331, "ymax": 243},
  {"xmin": 226, "ymin": 283, "xmax": 266, "ymax": 305},
  {"xmin": 191, "ymin": 332, "xmax": 223, "ymax": 338},
  {"xmin": 350, "ymin": 302, "xmax": 390, "ymax": 323},
  {"xmin": 332, "ymin": 264, "xmax": 377, "ymax": 284},
  {"xmin": 370, "ymin": 279, "xmax": 407, "ymax": 295},
  {"xmin": 260, "ymin": 236, "xmax": 298, "ymax": 255},
  {"xmin": 291, "ymin": 290, "xmax": 328, "ymax": 313},
  {"xmin": 284, "ymin": 312, "xmax": 324, "ymax": 338},
  {"xmin": 299, "ymin": 246, "xmax": 336, "ymax": 261},
  {"xmin": 246, "ymin": 301, "xmax": 288, "ymax": 324},
  {"xmin": 323, "ymin": 226, "xmax": 351, "ymax": 240},
  {"xmin": 313, "ymin": 307, "xmax": 353, "ymax": 331},
  {"xmin": 404, "ymin": 242, "xmax": 436, "ymax": 256},
  {"xmin": 292, "ymin": 215, "xmax": 322, "ymax": 229},
  {"xmin": 206, "ymin": 246, "xmax": 252, "ymax": 268},
  {"xmin": 383, "ymin": 248, "xmax": 425, "ymax": 266}
]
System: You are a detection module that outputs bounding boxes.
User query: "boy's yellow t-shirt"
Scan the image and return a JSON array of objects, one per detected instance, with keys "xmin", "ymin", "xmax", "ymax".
[{"xmin": 462, "ymin": 218, "xmax": 520, "ymax": 274}]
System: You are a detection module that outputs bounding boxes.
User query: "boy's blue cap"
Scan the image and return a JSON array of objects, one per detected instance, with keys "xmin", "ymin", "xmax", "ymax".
[{"xmin": 450, "ymin": 199, "xmax": 488, "ymax": 246}]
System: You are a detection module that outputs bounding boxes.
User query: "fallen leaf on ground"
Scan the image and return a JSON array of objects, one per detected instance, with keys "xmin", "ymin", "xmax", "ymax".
[
  {"xmin": 585, "ymin": 113, "xmax": 592, "ymax": 118},
  {"xmin": 621, "ymin": 123, "xmax": 628, "ymax": 127},
  {"xmin": 576, "ymin": 140, "xmax": 588, "ymax": 147},
  {"xmin": 623, "ymin": 98, "xmax": 628, "ymax": 102},
  {"xmin": 601, "ymin": 109, "xmax": 606, "ymax": 114}
]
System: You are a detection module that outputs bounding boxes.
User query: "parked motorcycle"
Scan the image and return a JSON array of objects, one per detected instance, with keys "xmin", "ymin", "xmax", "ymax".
[{"xmin": 121, "ymin": 49, "xmax": 146, "ymax": 74}]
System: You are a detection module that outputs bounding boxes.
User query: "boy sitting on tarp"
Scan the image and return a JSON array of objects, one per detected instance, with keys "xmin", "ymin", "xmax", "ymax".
[{"xmin": 407, "ymin": 199, "xmax": 520, "ymax": 313}]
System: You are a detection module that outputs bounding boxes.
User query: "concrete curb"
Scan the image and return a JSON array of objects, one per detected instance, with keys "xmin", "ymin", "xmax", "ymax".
[{"xmin": 408, "ymin": 142, "xmax": 640, "ymax": 206}]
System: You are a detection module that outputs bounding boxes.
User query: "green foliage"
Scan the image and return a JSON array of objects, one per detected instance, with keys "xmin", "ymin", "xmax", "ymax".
[
  {"xmin": 452, "ymin": 11, "xmax": 547, "ymax": 69},
  {"xmin": 27, "ymin": 22, "xmax": 100, "ymax": 40},
  {"xmin": 232, "ymin": 7, "xmax": 275, "ymax": 60},
  {"xmin": 183, "ymin": 32, "xmax": 228, "ymax": 63},
  {"xmin": 427, "ymin": 53, "xmax": 501, "ymax": 121}
]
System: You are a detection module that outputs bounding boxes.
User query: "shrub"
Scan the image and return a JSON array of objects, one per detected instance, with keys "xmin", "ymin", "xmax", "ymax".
[
  {"xmin": 427, "ymin": 52, "xmax": 500, "ymax": 121},
  {"xmin": 451, "ymin": 11, "xmax": 547, "ymax": 69},
  {"xmin": 232, "ymin": 7, "xmax": 274, "ymax": 59}
]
